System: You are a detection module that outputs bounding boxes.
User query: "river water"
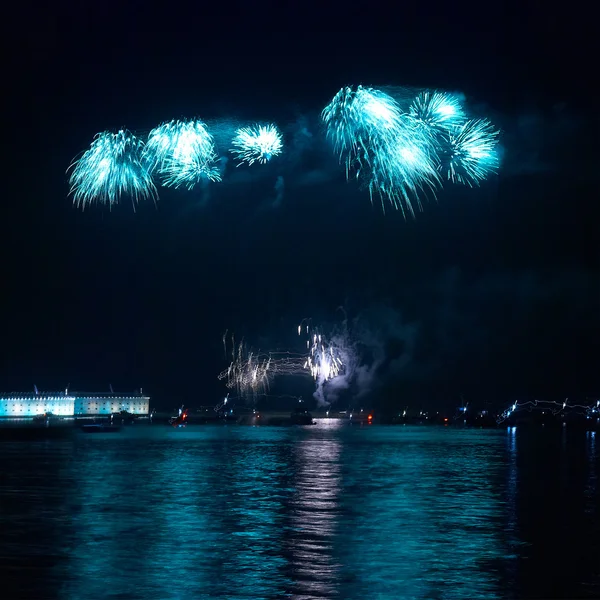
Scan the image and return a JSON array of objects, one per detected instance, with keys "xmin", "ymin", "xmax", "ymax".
[{"xmin": 1, "ymin": 423, "xmax": 598, "ymax": 599}]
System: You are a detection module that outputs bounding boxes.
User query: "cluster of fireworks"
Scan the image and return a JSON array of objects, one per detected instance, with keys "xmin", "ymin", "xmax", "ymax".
[
  {"xmin": 69, "ymin": 122, "xmax": 283, "ymax": 208},
  {"xmin": 497, "ymin": 399, "xmax": 600, "ymax": 425},
  {"xmin": 322, "ymin": 86, "xmax": 499, "ymax": 217},
  {"xmin": 68, "ymin": 85, "xmax": 499, "ymax": 213},
  {"xmin": 218, "ymin": 322, "xmax": 351, "ymax": 404}
]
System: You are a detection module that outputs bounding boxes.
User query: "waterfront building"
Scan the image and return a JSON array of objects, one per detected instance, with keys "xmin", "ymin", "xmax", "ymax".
[{"xmin": 0, "ymin": 391, "xmax": 150, "ymax": 418}]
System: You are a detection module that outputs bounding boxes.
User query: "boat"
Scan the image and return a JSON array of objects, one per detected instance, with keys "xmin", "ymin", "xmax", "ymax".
[
  {"xmin": 169, "ymin": 408, "xmax": 189, "ymax": 428},
  {"xmin": 291, "ymin": 410, "xmax": 316, "ymax": 425}
]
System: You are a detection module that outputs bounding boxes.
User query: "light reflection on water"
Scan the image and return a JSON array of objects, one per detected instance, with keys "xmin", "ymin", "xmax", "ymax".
[
  {"xmin": 0, "ymin": 424, "xmax": 599, "ymax": 599},
  {"xmin": 287, "ymin": 419, "xmax": 343, "ymax": 598}
]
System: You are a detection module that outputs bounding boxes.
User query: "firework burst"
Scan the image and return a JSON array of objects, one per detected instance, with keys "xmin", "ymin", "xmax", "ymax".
[
  {"xmin": 230, "ymin": 124, "xmax": 283, "ymax": 166},
  {"xmin": 298, "ymin": 323, "xmax": 344, "ymax": 384},
  {"xmin": 442, "ymin": 119, "xmax": 500, "ymax": 186},
  {"xmin": 69, "ymin": 130, "xmax": 157, "ymax": 209},
  {"xmin": 323, "ymin": 85, "xmax": 500, "ymax": 216},
  {"xmin": 144, "ymin": 119, "xmax": 220, "ymax": 189},
  {"xmin": 408, "ymin": 91, "xmax": 466, "ymax": 131},
  {"xmin": 322, "ymin": 85, "xmax": 441, "ymax": 217}
]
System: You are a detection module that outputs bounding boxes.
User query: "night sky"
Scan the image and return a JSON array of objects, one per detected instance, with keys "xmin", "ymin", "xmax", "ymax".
[{"xmin": 3, "ymin": 7, "xmax": 598, "ymax": 411}]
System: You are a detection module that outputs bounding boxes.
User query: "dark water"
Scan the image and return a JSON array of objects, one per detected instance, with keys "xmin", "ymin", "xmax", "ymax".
[{"xmin": 1, "ymin": 423, "xmax": 598, "ymax": 599}]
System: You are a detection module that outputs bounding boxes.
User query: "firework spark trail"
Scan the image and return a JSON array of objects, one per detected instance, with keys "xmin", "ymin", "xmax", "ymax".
[
  {"xmin": 68, "ymin": 130, "xmax": 157, "ymax": 209},
  {"xmin": 218, "ymin": 337, "xmax": 307, "ymax": 402},
  {"xmin": 217, "ymin": 339, "xmax": 271, "ymax": 399},
  {"xmin": 230, "ymin": 124, "xmax": 283, "ymax": 166},
  {"xmin": 143, "ymin": 119, "xmax": 220, "ymax": 189}
]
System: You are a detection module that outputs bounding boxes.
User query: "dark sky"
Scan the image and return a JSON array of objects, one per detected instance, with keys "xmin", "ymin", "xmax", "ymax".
[{"xmin": 3, "ymin": 6, "xmax": 598, "ymax": 411}]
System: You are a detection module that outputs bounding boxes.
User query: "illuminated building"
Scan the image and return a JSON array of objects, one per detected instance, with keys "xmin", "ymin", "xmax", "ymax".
[{"xmin": 0, "ymin": 391, "xmax": 150, "ymax": 417}]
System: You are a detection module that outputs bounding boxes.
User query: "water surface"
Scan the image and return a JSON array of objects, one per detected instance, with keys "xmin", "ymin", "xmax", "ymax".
[{"xmin": 1, "ymin": 423, "xmax": 598, "ymax": 599}]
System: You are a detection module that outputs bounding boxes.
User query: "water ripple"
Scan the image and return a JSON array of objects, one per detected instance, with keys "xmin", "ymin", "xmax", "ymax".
[{"xmin": 0, "ymin": 424, "xmax": 598, "ymax": 599}]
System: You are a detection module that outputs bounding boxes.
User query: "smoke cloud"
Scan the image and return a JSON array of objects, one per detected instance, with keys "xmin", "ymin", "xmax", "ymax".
[{"xmin": 313, "ymin": 266, "xmax": 598, "ymax": 408}]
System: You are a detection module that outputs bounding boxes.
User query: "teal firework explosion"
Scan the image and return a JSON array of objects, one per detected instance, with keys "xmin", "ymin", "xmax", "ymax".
[
  {"xmin": 322, "ymin": 85, "xmax": 501, "ymax": 216},
  {"xmin": 144, "ymin": 119, "xmax": 220, "ymax": 189},
  {"xmin": 230, "ymin": 124, "xmax": 283, "ymax": 166},
  {"xmin": 68, "ymin": 130, "xmax": 157, "ymax": 209}
]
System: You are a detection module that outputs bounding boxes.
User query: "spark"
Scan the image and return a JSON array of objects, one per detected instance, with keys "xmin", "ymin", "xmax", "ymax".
[
  {"xmin": 230, "ymin": 124, "xmax": 283, "ymax": 166},
  {"xmin": 69, "ymin": 130, "xmax": 157, "ymax": 209},
  {"xmin": 143, "ymin": 119, "xmax": 220, "ymax": 189}
]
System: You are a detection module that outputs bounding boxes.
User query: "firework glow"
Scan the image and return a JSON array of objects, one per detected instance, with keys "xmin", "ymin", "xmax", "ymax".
[
  {"xmin": 230, "ymin": 124, "xmax": 283, "ymax": 166},
  {"xmin": 143, "ymin": 119, "xmax": 221, "ymax": 188},
  {"xmin": 68, "ymin": 130, "xmax": 157, "ymax": 209}
]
